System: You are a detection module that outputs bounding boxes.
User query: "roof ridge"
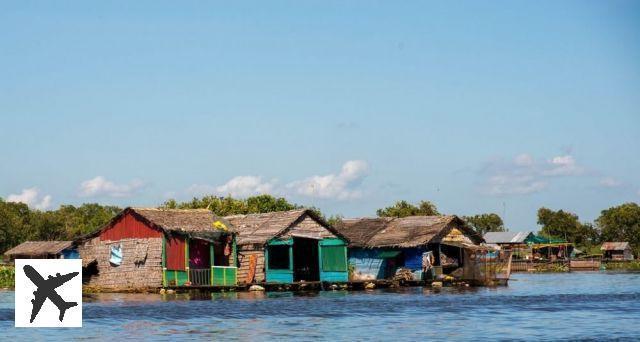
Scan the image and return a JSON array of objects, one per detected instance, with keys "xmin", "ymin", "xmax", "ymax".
[{"xmin": 131, "ymin": 207, "xmax": 211, "ymax": 212}]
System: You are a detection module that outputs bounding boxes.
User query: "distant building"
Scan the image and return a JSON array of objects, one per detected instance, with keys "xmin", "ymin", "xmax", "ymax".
[
  {"xmin": 483, "ymin": 231, "xmax": 535, "ymax": 250},
  {"xmin": 601, "ymin": 242, "xmax": 634, "ymax": 261},
  {"xmin": 4, "ymin": 241, "xmax": 77, "ymax": 261}
]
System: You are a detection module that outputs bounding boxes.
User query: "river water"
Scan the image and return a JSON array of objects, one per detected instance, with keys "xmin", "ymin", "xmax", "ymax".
[{"xmin": 1, "ymin": 272, "xmax": 639, "ymax": 340}]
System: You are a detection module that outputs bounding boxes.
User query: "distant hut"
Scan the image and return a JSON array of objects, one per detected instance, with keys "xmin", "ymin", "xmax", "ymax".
[
  {"xmin": 601, "ymin": 242, "xmax": 634, "ymax": 261},
  {"xmin": 4, "ymin": 241, "xmax": 77, "ymax": 261},
  {"xmin": 77, "ymin": 207, "xmax": 237, "ymax": 290},
  {"xmin": 225, "ymin": 209, "xmax": 349, "ymax": 284},
  {"xmin": 335, "ymin": 216, "xmax": 500, "ymax": 283}
]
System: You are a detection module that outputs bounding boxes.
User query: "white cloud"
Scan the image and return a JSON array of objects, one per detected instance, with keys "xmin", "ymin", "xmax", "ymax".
[
  {"xmin": 479, "ymin": 153, "xmax": 586, "ymax": 196},
  {"xmin": 543, "ymin": 155, "xmax": 583, "ymax": 176},
  {"xmin": 7, "ymin": 188, "xmax": 52, "ymax": 210},
  {"xmin": 79, "ymin": 176, "xmax": 145, "ymax": 198},
  {"xmin": 215, "ymin": 176, "xmax": 275, "ymax": 197},
  {"xmin": 485, "ymin": 175, "xmax": 547, "ymax": 195},
  {"xmin": 186, "ymin": 176, "xmax": 276, "ymax": 198},
  {"xmin": 183, "ymin": 160, "xmax": 369, "ymax": 200},
  {"xmin": 286, "ymin": 160, "xmax": 369, "ymax": 200},
  {"xmin": 599, "ymin": 177, "xmax": 622, "ymax": 188}
]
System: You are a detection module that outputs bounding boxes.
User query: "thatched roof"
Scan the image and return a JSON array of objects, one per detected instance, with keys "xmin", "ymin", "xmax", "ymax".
[
  {"xmin": 80, "ymin": 207, "xmax": 235, "ymax": 241},
  {"xmin": 601, "ymin": 242, "xmax": 631, "ymax": 251},
  {"xmin": 225, "ymin": 209, "xmax": 346, "ymax": 245},
  {"xmin": 4, "ymin": 241, "xmax": 74, "ymax": 257},
  {"xmin": 335, "ymin": 215, "xmax": 483, "ymax": 248}
]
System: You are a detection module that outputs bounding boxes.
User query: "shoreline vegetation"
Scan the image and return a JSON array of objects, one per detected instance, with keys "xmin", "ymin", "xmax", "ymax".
[{"xmin": 0, "ymin": 266, "xmax": 14, "ymax": 288}]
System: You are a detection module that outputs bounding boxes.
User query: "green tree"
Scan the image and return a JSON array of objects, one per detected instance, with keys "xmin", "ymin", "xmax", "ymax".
[
  {"xmin": 160, "ymin": 194, "xmax": 303, "ymax": 216},
  {"xmin": 596, "ymin": 202, "xmax": 640, "ymax": 255},
  {"xmin": 537, "ymin": 207, "xmax": 597, "ymax": 246},
  {"xmin": 0, "ymin": 199, "xmax": 33, "ymax": 253},
  {"xmin": 54, "ymin": 203, "xmax": 121, "ymax": 237},
  {"xmin": 463, "ymin": 213, "xmax": 505, "ymax": 236},
  {"xmin": 376, "ymin": 200, "xmax": 440, "ymax": 218},
  {"xmin": 246, "ymin": 194, "xmax": 300, "ymax": 213},
  {"xmin": 0, "ymin": 200, "xmax": 120, "ymax": 253},
  {"xmin": 326, "ymin": 214, "xmax": 344, "ymax": 227}
]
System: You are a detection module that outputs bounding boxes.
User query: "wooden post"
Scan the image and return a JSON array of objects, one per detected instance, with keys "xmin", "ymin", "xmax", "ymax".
[
  {"xmin": 318, "ymin": 240, "xmax": 323, "ymax": 281},
  {"xmin": 289, "ymin": 244, "xmax": 294, "ymax": 273},
  {"xmin": 210, "ymin": 243, "xmax": 214, "ymax": 286},
  {"xmin": 185, "ymin": 237, "xmax": 190, "ymax": 283},
  {"xmin": 162, "ymin": 236, "xmax": 167, "ymax": 287},
  {"xmin": 232, "ymin": 236, "xmax": 237, "ymax": 267}
]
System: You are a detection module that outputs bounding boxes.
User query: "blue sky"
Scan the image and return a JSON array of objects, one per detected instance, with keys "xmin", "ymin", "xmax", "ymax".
[{"xmin": 1, "ymin": 1, "xmax": 639, "ymax": 231}]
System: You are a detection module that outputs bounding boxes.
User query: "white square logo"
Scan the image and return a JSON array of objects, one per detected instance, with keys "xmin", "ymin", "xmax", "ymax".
[{"xmin": 14, "ymin": 259, "xmax": 82, "ymax": 327}]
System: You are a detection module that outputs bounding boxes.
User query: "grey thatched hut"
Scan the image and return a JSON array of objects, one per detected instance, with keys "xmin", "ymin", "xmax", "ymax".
[
  {"xmin": 4, "ymin": 241, "xmax": 77, "ymax": 261},
  {"xmin": 335, "ymin": 215, "xmax": 486, "ymax": 281}
]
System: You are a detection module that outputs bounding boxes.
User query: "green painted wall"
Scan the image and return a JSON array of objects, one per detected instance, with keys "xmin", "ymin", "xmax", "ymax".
[{"xmin": 265, "ymin": 237, "xmax": 349, "ymax": 283}]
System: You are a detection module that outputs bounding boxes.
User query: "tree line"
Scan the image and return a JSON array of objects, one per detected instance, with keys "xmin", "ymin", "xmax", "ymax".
[
  {"xmin": 1, "ymin": 196, "xmax": 639, "ymax": 255},
  {"xmin": 376, "ymin": 200, "xmax": 640, "ymax": 255}
]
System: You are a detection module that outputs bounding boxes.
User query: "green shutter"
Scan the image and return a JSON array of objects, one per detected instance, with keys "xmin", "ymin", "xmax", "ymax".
[{"xmin": 321, "ymin": 245, "xmax": 347, "ymax": 272}]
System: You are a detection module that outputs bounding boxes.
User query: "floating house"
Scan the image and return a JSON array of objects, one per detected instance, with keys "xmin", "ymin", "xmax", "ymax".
[
  {"xmin": 78, "ymin": 208, "xmax": 237, "ymax": 290},
  {"xmin": 4, "ymin": 241, "xmax": 78, "ymax": 261},
  {"xmin": 601, "ymin": 242, "xmax": 634, "ymax": 261},
  {"xmin": 335, "ymin": 216, "xmax": 503, "ymax": 283},
  {"xmin": 226, "ymin": 209, "xmax": 349, "ymax": 284}
]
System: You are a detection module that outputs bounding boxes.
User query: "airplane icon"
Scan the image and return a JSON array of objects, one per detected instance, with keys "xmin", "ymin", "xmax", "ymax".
[{"xmin": 23, "ymin": 265, "xmax": 79, "ymax": 323}]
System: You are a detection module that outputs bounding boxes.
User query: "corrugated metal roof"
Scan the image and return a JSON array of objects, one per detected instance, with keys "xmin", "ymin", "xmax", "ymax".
[
  {"xmin": 601, "ymin": 242, "xmax": 630, "ymax": 251},
  {"xmin": 483, "ymin": 231, "xmax": 534, "ymax": 244}
]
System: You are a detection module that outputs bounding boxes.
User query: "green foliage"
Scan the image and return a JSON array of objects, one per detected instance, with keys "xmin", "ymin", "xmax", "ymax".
[
  {"xmin": 537, "ymin": 207, "xmax": 597, "ymax": 246},
  {"xmin": 160, "ymin": 194, "xmax": 302, "ymax": 216},
  {"xmin": 596, "ymin": 202, "xmax": 640, "ymax": 255},
  {"xmin": 604, "ymin": 260, "xmax": 640, "ymax": 270},
  {"xmin": 0, "ymin": 198, "xmax": 120, "ymax": 253},
  {"xmin": 463, "ymin": 213, "xmax": 505, "ymax": 236},
  {"xmin": 533, "ymin": 262, "xmax": 569, "ymax": 273},
  {"xmin": 0, "ymin": 199, "xmax": 33, "ymax": 254},
  {"xmin": 326, "ymin": 214, "xmax": 344, "ymax": 227},
  {"xmin": 376, "ymin": 200, "xmax": 440, "ymax": 218},
  {"xmin": 0, "ymin": 266, "xmax": 15, "ymax": 288}
]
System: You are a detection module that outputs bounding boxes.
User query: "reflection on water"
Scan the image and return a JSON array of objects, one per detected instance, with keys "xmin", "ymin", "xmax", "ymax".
[{"xmin": 1, "ymin": 272, "xmax": 639, "ymax": 340}]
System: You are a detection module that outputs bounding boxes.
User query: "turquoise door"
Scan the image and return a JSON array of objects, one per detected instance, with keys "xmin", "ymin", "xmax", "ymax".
[{"xmin": 319, "ymin": 238, "xmax": 349, "ymax": 282}]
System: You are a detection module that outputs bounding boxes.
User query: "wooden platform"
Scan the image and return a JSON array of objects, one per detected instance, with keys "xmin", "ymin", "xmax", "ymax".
[
  {"xmin": 163, "ymin": 277, "xmax": 509, "ymax": 293},
  {"xmin": 570, "ymin": 260, "xmax": 601, "ymax": 270}
]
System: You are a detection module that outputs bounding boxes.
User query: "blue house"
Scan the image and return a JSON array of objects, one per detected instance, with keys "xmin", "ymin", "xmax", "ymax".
[{"xmin": 335, "ymin": 215, "xmax": 484, "ymax": 281}]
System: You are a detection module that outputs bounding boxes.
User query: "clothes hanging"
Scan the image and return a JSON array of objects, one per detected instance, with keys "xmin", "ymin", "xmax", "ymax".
[{"xmin": 110, "ymin": 244, "xmax": 123, "ymax": 266}]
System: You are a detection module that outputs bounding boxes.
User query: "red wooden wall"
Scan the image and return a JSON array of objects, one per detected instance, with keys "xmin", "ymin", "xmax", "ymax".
[
  {"xmin": 100, "ymin": 212, "xmax": 162, "ymax": 241},
  {"xmin": 99, "ymin": 210, "xmax": 186, "ymax": 271},
  {"xmin": 166, "ymin": 236, "xmax": 186, "ymax": 270}
]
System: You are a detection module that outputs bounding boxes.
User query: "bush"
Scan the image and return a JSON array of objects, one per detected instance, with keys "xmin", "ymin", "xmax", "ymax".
[
  {"xmin": 604, "ymin": 261, "xmax": 640, "ymax": 270},
  {"xmin": 0, "ymin": 266, "xmax": 15, "ymax": 288}
]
